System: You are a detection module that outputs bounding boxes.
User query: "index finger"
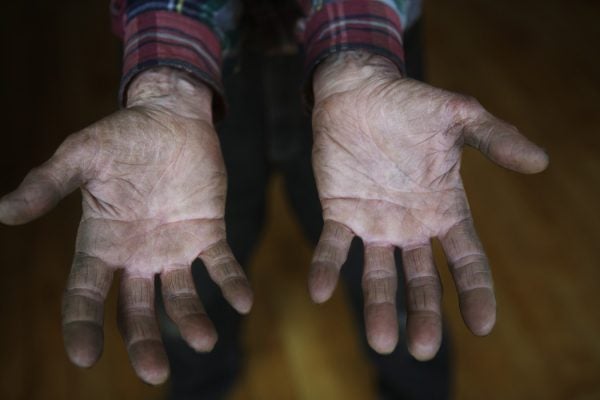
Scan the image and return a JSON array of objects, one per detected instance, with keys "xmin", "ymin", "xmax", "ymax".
[
  {"xmin": 439, "ymin": 218, "xmax": 496, "ymax": 336},
  {"xmin": 198, "ymin": 240, "xmax": 253, "ymax": 314}
]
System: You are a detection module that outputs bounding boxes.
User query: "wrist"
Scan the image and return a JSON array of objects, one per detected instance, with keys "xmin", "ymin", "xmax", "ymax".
[
  {"xmin": 312, "ymin": 50, "xmax": 402, "ymax": 103},
  {"xmin": 126, "ymin": 67, "xmax": 213, "ymax": 121}
]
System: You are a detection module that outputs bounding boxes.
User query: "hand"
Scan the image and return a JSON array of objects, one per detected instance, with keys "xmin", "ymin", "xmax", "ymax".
[
  {"xmin": 308, "ymin": 51, "xmax": 548, "ymax": 359},
  {"xmin": 0, "ymin": 68, "xmax": 253, "ymax": 384}
]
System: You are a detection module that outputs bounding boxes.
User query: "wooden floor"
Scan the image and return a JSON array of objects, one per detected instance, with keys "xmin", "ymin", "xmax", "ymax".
[{"xmin": 1, "ymin": 0, "xmax": 599, "ymax": 399}]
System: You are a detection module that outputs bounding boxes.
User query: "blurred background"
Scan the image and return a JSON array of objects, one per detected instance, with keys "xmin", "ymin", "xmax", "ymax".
[{"xmin": 1, "ymin": 0, "xmax": 599, "ymax": 399}]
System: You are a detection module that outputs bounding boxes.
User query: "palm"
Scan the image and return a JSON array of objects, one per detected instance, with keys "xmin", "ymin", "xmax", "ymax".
[
  {"xmin": 77, "ymin": 107, "xmax": 226, "ymax": 273},
  {"xmin": 313, "ymin": 78, "xmax": 469, "ymax": 246},
  {"xmin": 0, "ymin": 83, "xmax": 252, "ymax": 385},
  {"xmin": 309, "ymin": 65, "xmax": 549, "ymax": 359}
]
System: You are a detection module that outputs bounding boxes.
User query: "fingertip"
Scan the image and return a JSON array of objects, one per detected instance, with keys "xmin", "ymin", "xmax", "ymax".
[
  {"xmin": 129, "ymin": 340, "xmax": 170, "ymax": 385},
  {"xmin": 497, "ymin": 139, "xmax": 550, "ymax": 174},
  {"xmin": 139, "ymin": 366, "xmax": 170, "ymax": 386},
  {"xmin": 368, "ymin": 330, "xmax": 398, "ymax": 355},
  {"xmin": 408, "ymin": 342, "xmax": 438, "ymax": 361},
  {"xmin": 233, "ymin": 299, "xmax": 253, "ymax": 315},
  {"xmin": 0, "ymin": 197, "xmax": 25, "ymax": 226},
  {"xmin": 309, "ymin": 288, "xmax": 332, "ymax": 304},
  {"xmin": 365, "ymin": 303, "xmax": 399, "ymax": 354},
  {"xmin": 509, "ymin": 143, "xmax": 550, "ymax": 174},
  {"xmin": 407, "ymin": 318, "xmax": 442, "ymax": 361},
  {"xmin": 460, "ymin": 288, "xmax": 496, "ymax": 336},
  {"xmin": 526, "ymin": 149, "xmax": 550, "ymax": 174},
  {"xmin": 189, "ymin": 332, "xmax": 218, "ymax": 353},
  {"xmin": 469, "ymin": 312, "xmax": 496, "ymax": 336},
  {"xmin": 63, "ymin": 321, "xmax": 103, "ymax": 368},
  {"xmin": 308, "ymin": 262, "xmax": 338, "ymax": 303},
  {"xmin": 179, "ymin": 315, "xmax": 218, "ymax": 352},
  {"xmin": 225, "ymin": 279, "xmax": 253, "ymax": 314}
]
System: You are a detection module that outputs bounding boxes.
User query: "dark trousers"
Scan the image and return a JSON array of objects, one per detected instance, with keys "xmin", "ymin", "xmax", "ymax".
[{"xmin": 159, "ymin": 22, "xmax": 451, "ymax": 400}]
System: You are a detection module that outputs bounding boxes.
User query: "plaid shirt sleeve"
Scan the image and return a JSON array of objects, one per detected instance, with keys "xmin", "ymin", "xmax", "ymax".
[
  {"xmin": 110, "ymin": 0, "xmax": 419, "ymax": 116},
  {"xmin": 110, "ymin": 0, "xmax": 241, "ymax": 117},
  {"xmin": 300, "ymin": 0, "xmax": 421, "ymax": 78}
]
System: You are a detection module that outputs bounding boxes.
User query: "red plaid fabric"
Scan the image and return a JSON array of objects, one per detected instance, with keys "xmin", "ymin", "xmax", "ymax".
[
  {"xmin": 303, "ymin": 0, "xmax": 405, "ymax": 77},
  {"xmin": 111, "ymin": 0, "xmax": 411, "ymax": 117}
]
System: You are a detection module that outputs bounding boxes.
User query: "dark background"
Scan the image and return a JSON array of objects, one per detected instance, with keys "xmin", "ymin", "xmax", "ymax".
[{"xmin": 1, "ymin": 0, "xmax": 599, "ymax": 399}]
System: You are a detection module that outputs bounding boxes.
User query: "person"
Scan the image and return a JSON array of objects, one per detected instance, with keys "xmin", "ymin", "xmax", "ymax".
[{"xmin": 0, "ymin": 0, "xmax": 549, "ymax": 399}]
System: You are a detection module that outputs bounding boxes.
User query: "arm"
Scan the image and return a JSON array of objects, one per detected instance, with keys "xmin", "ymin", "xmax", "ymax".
[
  {"xmin": 0, "ymin": 1, "xmax": 250, "ymax": 385},
  {"xmin": 302, "ymin": 1, "xmax": 548, "ymax": 359}
]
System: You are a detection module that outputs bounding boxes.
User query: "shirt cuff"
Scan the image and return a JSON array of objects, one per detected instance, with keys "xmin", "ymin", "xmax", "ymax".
[
  {"xmin": 119, "ymin": 10, "xmax": 225, "ymax": 119},
  {"xmin": 303, "ymin": 0, "xmax": 406, "ymax": 80}
]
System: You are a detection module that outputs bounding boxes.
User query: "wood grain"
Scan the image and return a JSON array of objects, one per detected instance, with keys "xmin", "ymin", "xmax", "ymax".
[{"xmin": 1, "ymin": 0, "xmax": 599, "ymax": 399}]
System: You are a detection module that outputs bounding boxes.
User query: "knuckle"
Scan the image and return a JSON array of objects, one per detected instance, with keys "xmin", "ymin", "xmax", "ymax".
[{"xmin": 446, "ymin": 94, "xmax": 483, "ymax": 122}]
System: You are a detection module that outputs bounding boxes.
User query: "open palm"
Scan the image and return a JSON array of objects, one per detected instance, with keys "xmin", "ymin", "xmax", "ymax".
[
  {"xmin": 0, "ymin": 70, "xmax": 252, "ymax": 384},
  {"xmin": 309, "ymin": 53, "xmax": 548, "ymax": 359}
]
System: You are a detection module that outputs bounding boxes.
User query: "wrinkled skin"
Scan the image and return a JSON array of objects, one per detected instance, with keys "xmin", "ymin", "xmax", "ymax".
[
  {"xmin": 308, "ymin": 51, "xmax": 549, "ymax": 359},
  {"xmin": 0, "ymin": 68, "xmax": 253, "ymax": 385},
  {"xmin": 0, "ymin": 49, "xmax": 549, "ymax": 384}
]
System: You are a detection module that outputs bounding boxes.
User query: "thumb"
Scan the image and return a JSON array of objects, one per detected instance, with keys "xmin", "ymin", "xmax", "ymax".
[
  {"xmin": 463, "ymin": 109, "xmax": 549, "ymax": 174},
  {"xmin": 0, "ymin": 133, "xmax": 93, "ymax": 225}
]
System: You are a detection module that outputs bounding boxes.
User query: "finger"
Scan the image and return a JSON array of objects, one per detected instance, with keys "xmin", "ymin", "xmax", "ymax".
[
  {"xmin": 62, "ymin": 254, "xmax": 113, "ymax": 367},
  {"xmin": 363, "ymin": 245, "xmax": 398, "ymax": 354},
  {"xmin": 402, "ymin": 244, "xmax": 443, "ymax": 361},
  {"xmin": 198, "ymin": 240, "xmax": 253, "ymax": 314},
  {"xmin": 440, "ymin": 218, "xmax": 496, "ymax": 336},
  {"xmin": 118, "ymin": 273, "xmax": 169, "ymax": 385},
  {"xmin": 463, "ymin": 108, "xmax": 549, "ymax": 174},
  {"xmin": 308, "ymin": 220, "xmax": 353, "ymax": 303},
  {"xmin": 0, "ymin": 133, "xmax": 92, "ymax": 225},
  {"xmin": 161, "ymin": 266, "xmax": 217, "ymax": 352}
]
